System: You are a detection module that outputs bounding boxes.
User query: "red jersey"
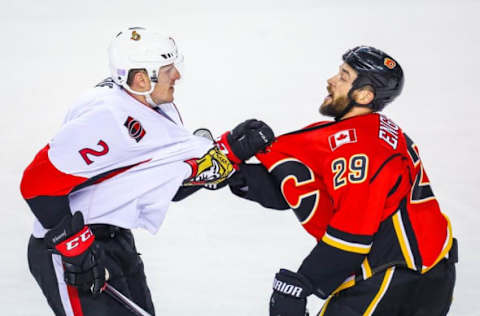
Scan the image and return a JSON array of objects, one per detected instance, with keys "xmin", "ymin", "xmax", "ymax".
[{"xmin": 257, "ymin": 113, "xmax": 452, "ymax": 294}]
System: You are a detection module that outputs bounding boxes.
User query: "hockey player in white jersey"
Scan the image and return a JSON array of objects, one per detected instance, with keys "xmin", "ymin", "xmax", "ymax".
[{"xmin": 20, "ymin": 27, "xmax": 274, "ymax": 315}]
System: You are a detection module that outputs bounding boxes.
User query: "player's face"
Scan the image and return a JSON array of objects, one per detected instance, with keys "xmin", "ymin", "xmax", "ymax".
[
  {"xmin": 319, "ymin": 62, "xmax": 358, "ymax": 117},
  {"xmin": 150, "ymin": 63, "xmax": 181, "ymax": 104}
]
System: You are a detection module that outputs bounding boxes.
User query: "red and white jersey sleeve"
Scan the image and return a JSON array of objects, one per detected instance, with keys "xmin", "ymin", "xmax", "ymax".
[{"xmin": 21, "ymin": 82, "xmax": 212, "ymax": 237}]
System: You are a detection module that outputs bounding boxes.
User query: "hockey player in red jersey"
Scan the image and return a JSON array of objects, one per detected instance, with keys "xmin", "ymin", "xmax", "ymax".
[
  {"xmin": 227, "ymin": 46, "xmax": 457, "ymax": 315},
  {"xmin": 20, "ymin": 27, "xmax": 273, "ymax": 316}
]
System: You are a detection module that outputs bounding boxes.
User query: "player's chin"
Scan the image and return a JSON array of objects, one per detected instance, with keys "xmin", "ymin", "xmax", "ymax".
[
  {"xmin": 319, "ymin": 99, "xmax": 331, "ymax": 113},
  {"xmin": 165, "ymin": 92, "xmax": 174, "ymax": 102},
  {"xmin": 319, "ymin": 103, "xmax": 337, "ymax": 117}
]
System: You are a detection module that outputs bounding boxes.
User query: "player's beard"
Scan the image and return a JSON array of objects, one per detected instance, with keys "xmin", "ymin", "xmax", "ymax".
[{"xmin": 319, "ymin": 95, "xmax": 351, "ymax": 117}]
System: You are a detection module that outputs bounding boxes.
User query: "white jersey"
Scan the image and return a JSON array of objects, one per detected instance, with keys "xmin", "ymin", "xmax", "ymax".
[{"xmin": 26, "ymin": 80, "xmax": 212, "ymax": 237}]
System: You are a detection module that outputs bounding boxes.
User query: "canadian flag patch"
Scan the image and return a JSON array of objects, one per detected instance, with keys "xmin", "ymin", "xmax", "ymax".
[{"xmin": 329, "ymin": 129, "xmax": 357, "ymax": 151}]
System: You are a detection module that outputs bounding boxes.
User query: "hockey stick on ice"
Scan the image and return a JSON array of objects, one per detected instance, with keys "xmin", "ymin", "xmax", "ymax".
[{"xmin": 103, "ymin": 283, "xmax": 152, "ymax": 316}]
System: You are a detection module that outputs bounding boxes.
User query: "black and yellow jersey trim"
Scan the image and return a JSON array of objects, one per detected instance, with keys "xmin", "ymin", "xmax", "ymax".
[
  {"xmin": 361, "ymin": 258, "xmax": 373, "ymax": 280},
  {"xmin": 322, "ymin": 226, "xmax": 373, "ymax": 255},
  {"xmin": 392, "ymin": 210, "xmax": 417, "ymax": 270},
  {"xmin": 363, "ymin": 267, "xmax": 395, "ymax": 316}
]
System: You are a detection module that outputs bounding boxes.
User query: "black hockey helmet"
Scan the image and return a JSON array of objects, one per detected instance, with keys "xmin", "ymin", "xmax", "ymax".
[{"xmin": 343, "ymin": 46, "xmax": 404, "ymax": 111}]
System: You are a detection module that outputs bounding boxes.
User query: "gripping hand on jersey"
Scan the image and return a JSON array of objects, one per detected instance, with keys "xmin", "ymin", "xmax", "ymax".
[
  {"xmin": 217, "ymin": 119, "xmax": 275, "ymax": 163},
  {"xmin": 45, "ymin": 212, "xmax": 106, "ymax": 296}
]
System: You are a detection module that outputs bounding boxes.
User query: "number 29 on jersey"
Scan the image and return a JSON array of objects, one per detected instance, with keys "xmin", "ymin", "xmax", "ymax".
[{"xmin": 331, "ymin": 154, "xmax": 369, "ymax": 190}]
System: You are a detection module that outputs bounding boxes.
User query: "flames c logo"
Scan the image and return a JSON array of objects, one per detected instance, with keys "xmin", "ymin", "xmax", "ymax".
[
  {"xmin": 124, "ymin": 116, "xmax": 146, "ymax": 142},
  {"xmin": 384, "ymin": 58, "xmax": 397, "ymax": 69}
]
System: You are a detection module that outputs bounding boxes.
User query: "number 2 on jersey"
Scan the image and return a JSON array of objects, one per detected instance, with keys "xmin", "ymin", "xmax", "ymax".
[
  {"xmin": 79, "ymin": 140, "xmax": 109, "ymax": 165},
  {"xmin": 331, "ymin": 154, "xmax": 369, "ymax": 190}
]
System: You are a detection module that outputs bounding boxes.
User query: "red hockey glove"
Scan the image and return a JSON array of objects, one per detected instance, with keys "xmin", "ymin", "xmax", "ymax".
[
  {"xmin": 217, "ymin": 119, "xmax": 275, "ymax": 163},
  {"xmin": 45, "ymin": 212, "xmax": 106, "ymax": 296}
]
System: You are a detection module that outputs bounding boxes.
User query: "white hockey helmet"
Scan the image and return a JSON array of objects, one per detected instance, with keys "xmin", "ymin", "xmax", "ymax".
[{"xmin": 108, "ymin": 26, "xmax": 183, "ymax": 96}]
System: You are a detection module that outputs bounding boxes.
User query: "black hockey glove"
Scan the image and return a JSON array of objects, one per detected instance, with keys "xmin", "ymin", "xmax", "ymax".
[
  {"xmin": 217, "ymin": 119, "xmax": 275, "ymax": 163},
  {"xmin": 270, "ymin": 269, "xmax": 313, "ymax": 316},
  {"xmin": 45, "ymin": 211, "xmax": 106, "ymax": 296}
]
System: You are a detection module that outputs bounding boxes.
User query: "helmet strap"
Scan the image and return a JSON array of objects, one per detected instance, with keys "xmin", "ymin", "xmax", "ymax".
[
  {"xmin": 122, "ymin": 69, "xmax": 159, "ymax": 106},
  {"xmin": 145, "ymin": 94, "xmax": 158, "ymax": 107},
  {"xmin": 335, "ymin": 83, "xmax": 376, "ymax": 121},
  {"xmin": 334, "ymin": 99, "xmax": 355, "ymax": 121},
  {"xmin": 121, "ymin": 82, "xmax": 155, "ymax": 96},
  {"xmin": 145, "ymin": 70, "xmax": 160, "ymax": 107},
  {"xmin": 334, "ymin": 84, "xmax": 360, "ymax": 121}
]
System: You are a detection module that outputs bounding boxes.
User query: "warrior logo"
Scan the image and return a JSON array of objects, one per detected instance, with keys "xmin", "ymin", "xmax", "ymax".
[
  {"xmin": 384, "ymin": 57, "xmax": 397, "ymax": 69},
  {"xmin": 124, "ymin": 116, "xmax": 146, "ymax": 142}
]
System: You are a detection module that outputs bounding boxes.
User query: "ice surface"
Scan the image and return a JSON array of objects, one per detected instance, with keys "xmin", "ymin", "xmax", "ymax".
[{"xmin": 2, "ymin": 0, "xmax": 479, "ymax": 315}]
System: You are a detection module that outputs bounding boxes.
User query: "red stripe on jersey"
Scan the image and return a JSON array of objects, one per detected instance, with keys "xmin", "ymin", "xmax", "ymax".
[
  {"xmin": 92, "ymin": 159, "xmax": 151, "ymax": 185},
  {"xmin": 20, "ymin": 145, "xmax": 88, "ymax": 199},
  {"xmin": 67, "ymin": 285, "xmax": 84, "ymax": 316}
]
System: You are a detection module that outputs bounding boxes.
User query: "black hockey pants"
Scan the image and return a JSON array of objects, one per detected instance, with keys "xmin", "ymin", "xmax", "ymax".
[
  {"xmin": 28, "ymin": 225, "xmax": 155, "ymax": 316},
  {"xmin": 318, "ymin": 241, "xmax": 457, "ymax": 316}
]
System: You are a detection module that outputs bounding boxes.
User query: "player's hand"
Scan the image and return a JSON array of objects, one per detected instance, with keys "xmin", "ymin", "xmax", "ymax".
[
  {"xmin": 270, "ymin": 269, "xmax": 312, "ymax": 316},
  {"xmin": 217, "ymin": 119, "xmax": 274, "ymax": 163},
  {"xmin": 45, "ymin": 212, "xmax": 106, "ymax": 296}
]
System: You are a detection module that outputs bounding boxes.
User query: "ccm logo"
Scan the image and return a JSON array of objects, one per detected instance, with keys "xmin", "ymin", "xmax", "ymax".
[
  {"xmin": 273, "ymin": 278, "xmax": 303, "ymax": 298},
  {"xmin": 66, "ymin": 228, "xmax": 93, "ymax": 251}
]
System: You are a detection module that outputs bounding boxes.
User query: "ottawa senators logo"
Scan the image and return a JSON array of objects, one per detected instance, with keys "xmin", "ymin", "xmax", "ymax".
[
  {"xmin": 124, "ymin": 116, "xmax": 146, "ymax": 142},
  {"xmin": 183, "ymin": 148, "xmax": 234, "ymax": 186},
  {"xmin": 384, "ymin": 57, "xmax": 397, "ymax": 69},
  {"xmin": 130, "ymin": 30, "xmax": 141, "ymax": 41}
]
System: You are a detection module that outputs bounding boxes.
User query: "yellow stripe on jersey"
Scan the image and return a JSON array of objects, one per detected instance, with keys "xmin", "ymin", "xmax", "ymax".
[
  {"xmin": 318, "ymin": 295, "xmax": 333, "ymax": 316},
  {"xmin": 319, "ymin": 276, "xmax": 355, "ymax": 315},
  {"xmin": 322, "ymin": 233, "xmax": 372, "ymax": 254},
  {"xmin": 361, "ymin": 258, "xmax": 373, "ymax": 280},
  {"xmin": 331, "ymin": 275, "xmax": 356, "ymax": 296},
  {"xmin": 422, "ymin": 213, "xmax": 453, "ymax": 274},
  {"xmin": 392, "ymin": 211, "xmax": 416, "ymax": 270},
  {"xmin": 363, "ymin": 267, "xmax": 395, "ymax": 316}
]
